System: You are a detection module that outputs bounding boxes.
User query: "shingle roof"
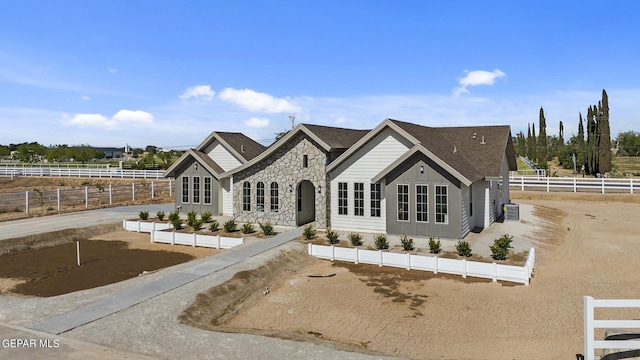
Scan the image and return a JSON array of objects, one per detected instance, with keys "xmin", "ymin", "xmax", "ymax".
[
  {"xmin": 213, "ymin": 132, "xmax": 266, "ymax": 161},
  {"xmin": 163, "ymin": 149, "xmax": 224, "ymax": 178},
  {"xmin": 302, "ymin": 124, "xmax": 370, "ymax": 150},
  {"xmin": 191, "ymin": 150, "xmax": 224, "ymax": 175},
  {"xmin": 389, "ymin": 119, "xmax": 515, "ymax": 181}
]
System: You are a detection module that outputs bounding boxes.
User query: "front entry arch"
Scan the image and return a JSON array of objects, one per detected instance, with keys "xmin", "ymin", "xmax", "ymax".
[{"xmin": 296, "ymin": 180, "xmax": 316, "ymax": 226}]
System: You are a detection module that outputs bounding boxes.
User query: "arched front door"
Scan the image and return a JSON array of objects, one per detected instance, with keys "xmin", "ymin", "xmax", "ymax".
[{"xmin": 296, "ymin": 180, "xmax": 316, "ymax": 226}]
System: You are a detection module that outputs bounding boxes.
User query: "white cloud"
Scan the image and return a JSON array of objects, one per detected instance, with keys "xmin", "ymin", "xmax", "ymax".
[
  {"xmin": 219, "ymin": 88, "xmax": 301, "ymax": 113},
  {"xmin": 82, "ymin": 96, "xmax": 90, "ymax": 101},
  {"xmin": 244, "ymin": 117, "xmax": 270, "ymax": 128},
  {"xmin": 453, "ymin": 69, "xmax": 506, "ymax": 96},
  {"xmin": 179, "ymin": 85, "xmax": 215, "ymax": 101},
  {"xmin": 108, "ymin": 67, "xmax": 118, "ymax": 74},
  {"xmin": 63, "ymin": 109, "xmax": 154, "ymax": 130}
]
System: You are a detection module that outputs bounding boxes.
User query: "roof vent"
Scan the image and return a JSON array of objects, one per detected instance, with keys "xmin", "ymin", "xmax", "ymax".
[
  {"xmin": 453, "ymin": 146, "xmax": 457, "ymax": 154},
  {"xmin": 473, "ymin": 132, "xmax": 477, "ymax": 139},
  {"xmin": 241, "ymin": 144, "xmax": 245, "ymax": 153},
  {"xmin": 481, "ymin": 135, "xmax": 486, "ymax": 144}
]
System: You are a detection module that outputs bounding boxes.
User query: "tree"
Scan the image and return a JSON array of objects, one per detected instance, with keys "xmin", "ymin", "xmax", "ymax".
[
  {"xmin": 537, "ymin": 107, "xmax": 548, "ymax": 169},
  {"xmin": 576, "ymin": 113, "xmax": 586, "ymax": 171},
  {"xmin": 44, "ymin": 145, "xmax": 71, "ymax": 163},
  {"xmin": 274, "ymin": 129, "xmax": 289, "ymax": 142},
  {"xmin": 617, "ymin": 131, "xmax": 640, "ymax": 156},
  {"xmin": 585, "ymin": 106, "xmax": 598, "ymax": 175},
  {"xmin": 559, "ymin": 121, "xmax": 564, "ymax": 146},
  {"xmin": 145, "ymin": 145, "xmax": 158, "ymax": 155},
  {"xmin": 598, "ymin": 89, "xmax": 612, "ymax": 173},
  {"xmin": 531, "ymin": 123, "xmax": 537, "ymax": 162},
  {"xmin": 69, "ymin": 145, "xmax": 101, "ymax": 163},
  {"xmin": 515, "ymin": 131, "xmax": 526, "ymax": 157},
  {"xmin": 12, "ymin": 142, "xmax": 46, "ymax": 163},
  {"xmin": 0, "ymin": 145, "xmax": 10, "ymax": 157}
]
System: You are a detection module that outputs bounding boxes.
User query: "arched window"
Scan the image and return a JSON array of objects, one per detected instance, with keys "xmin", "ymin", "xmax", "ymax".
[
  {"xmin": 270, "ymin": 182, "xmax": 279, "ymax": 213},
  {"xmin": 256, "ymin": 182, "xmax": 265, "ymax": 212},
  {"xmin": 242, "ymin": 182, "xmax": 251, "ymax": 211}
]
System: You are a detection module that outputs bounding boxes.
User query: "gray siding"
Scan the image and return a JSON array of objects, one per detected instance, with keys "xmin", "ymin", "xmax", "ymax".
[
  {"xmin": 173, "ymin": 157, "xmax": 219, "ymax": 215},
  {"xmin": 384, "ymin": 153, "xmax": 463, "ymax": 239}
]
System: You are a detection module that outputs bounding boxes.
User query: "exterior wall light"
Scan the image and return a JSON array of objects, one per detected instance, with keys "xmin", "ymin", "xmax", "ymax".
[
  {"xmin": 289, "ymin": 184, "xmax": 293, "ymax": 192},
  {"xmin": 420, "ymin": 165, "xmax": 424, "ymax": 174}
]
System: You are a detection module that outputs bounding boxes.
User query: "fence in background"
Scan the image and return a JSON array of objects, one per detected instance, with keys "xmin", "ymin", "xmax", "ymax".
[
  {"xmin": 0, "ymin": 180, "xmax": 172, "ymax": 214},
  {"xmin": 123, "ymin": 220, "xmax": 244, "ymax": 249},
  {"xmin": 308, "ymin": 244, "xmax": 535, "ymax": 286},
  {"xmin": 0, "ymin": 165, "xmax": 164, "ymax": 179},
  {"xmin": 509, "ymin": 175, "xmax": 639, "ymax": 194},
  {"xmin": 583, "ymin": 296, "xmax": 640, "ymax": 360}
]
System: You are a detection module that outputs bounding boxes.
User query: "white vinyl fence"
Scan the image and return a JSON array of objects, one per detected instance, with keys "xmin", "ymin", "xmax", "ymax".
[
  {"xmin": 0, "ymin": 181, "xmax": 172, "ymax": 214},
  {"xmin": 509, "ymin": 175, "xmax": 639, "ymax": 194},
  {"xmin": 308, "ymin": 244, "xmax": 535, "ymax": 286},
  {"xmin": 123, "ymin": 220, "xmax": 244, "ymax": 249},
  {"xmin": 583, "ymin": 296, "xmax": 640, "ymax": 360},
  {"xmin": 0, "ymin": 166, "xmax": 164, "ymax": 179}
]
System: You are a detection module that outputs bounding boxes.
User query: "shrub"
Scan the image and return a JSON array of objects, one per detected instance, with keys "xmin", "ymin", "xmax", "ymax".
[
  {"xmin": 156, "ymin": 211, "xmax": 165, "ymax": 221},
  {"xmin": 201, "ymin": 211, "xmax": 213, "ymax": 223},
  {"xmin": 171, "ymin": 217, "xmax": 183, "ymax": 230},
  {"xmin": 209, "ymin": 220, "xmax": 219, "ymax": 232},
  {"xmin": 400, "ymin": 234, "xmax": 414, "ymax": 251},
  {"xmin": 490, "ymin": 234, "xmax": 513, "ymax": 260},
  {"xmin": 428, "ymin": 237, "xmax": 442, "ymax": 254},
  {"xmin": 168, "ymin": 211, "xmax": 180, "ymax": 223},
  {"xmin": 326, "ymin": 230, "xmax": 340, "ymax": 245},
  {"xmin": 241, "ymin": 223, "xmax": 255, "ymax": 234},
  {"xmin": 303, "ymin": 224, "xmax": 316, "ymax": 240},
  {"xmin": 138, "ymin": 210, "xmax": 149, "ymax": 220},
  {"xmin": 374, "ymin": 234, "xmax": 389, "ymax": 250},
  {"xmin": 223, "ymin": 219, "xmax": 237, "ymax": 233},
  {"xmin": 456, "ymin": 240, "xmax": 472, "ymax": 257},
  {"xmin": 187, "ymin": 211, "xmax": 198, "ymax": 228},
  {"xmin": 347, "ymin": 232, "xmax": 363, "ymax": 246},
  {"xmin": 192, "ymin": 219, "xmax": 204, "ymax": 231},
  {"xmin": 259, "ymin": 221, "xmax": 275, "ymax": 235}
]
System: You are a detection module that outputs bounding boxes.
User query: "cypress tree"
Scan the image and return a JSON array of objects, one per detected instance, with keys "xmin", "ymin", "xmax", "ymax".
[
  {"xmin": 598, "ymin": 89, "xmax": 612, "ymax": 173},
  {"xmin": 527, "ymin": 124, "xmax": 534, "ymax": 160},
  {"xmin": 537, "ymin": 107, "xmax": 548, "ymax": 169},
  {"xmin": 586, "ymin": 105, "xmax": 599, "ymax": 174},
  {"xmin": 559, "ymin": 121, "xmax": 564, "ymax": 146},
  {"xmin": 531, "ymin": 123, "xmax": 537, "ymax": 163},
  {"xmin": 577, "ymin": 113, "xmax": 585, "ymax": 172}
]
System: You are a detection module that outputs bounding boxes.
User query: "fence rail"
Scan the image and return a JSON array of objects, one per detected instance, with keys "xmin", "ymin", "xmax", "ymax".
[
  {"xmin": 584, "ymin": 296, "xmax": 640, "ymax": 360},
  {"xmin": 0, "ymin": 166, "xmax": 165, "ymax": 179},
  {"xmin": 509, "ymin": 175, "xmax": 639, "ymax": 194},
  {"xmin": 0, "ymin": 181, "xmax": 172, "ymax": 214},
  {"xmin": 123, "ymin": 220, "xmax": 244, "ymax": 249},
  {"xmin": 308, "ymin": 244, "xmax": 535, "ymax": 285}
]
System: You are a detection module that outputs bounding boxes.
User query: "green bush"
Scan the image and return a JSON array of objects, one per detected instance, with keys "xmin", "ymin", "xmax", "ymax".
[
  {"xmin": 428, "ymin": 237, "xmax": 442, "ymax": 254},
  {"xmin": 187, "ymin": 211, "xmax": 198, "ymax": 228},
  {"xmin": 490, "ymin": 234, "xmax": 513, "ymax": 260},
  {"xmin": 303, "ymin": 224, "xmax": 316, "ymax": 240},
  {"xmin": 326, "ymin": 230, "xmax": 340, "ymax": 245},
  {"xmin": 223, "ymin": 219, "xmax": 237, "ymax": 233},
  {"xmin": 209, "ymin": 220, "xmax": 219, "ymax": 232},
  {"xmin": 171, "ymin": 217, "xmax": 183, "ymax": 230},
  {"xmin": 201, "ymin": 211, "xmax": 213, "ymax": 223},
  {"xmin": 138, "ymin": 210, "xmax": 149, "ymax": 220},
  {"xmin": 456, "ymin": 240, "xmax": 472, "ymax": 257},
  {"xmin": 168, "ymin": 211, "xmax": 180, "ymax": 223},
  {"xmin": 156, "ymin": 211, "xmax": 165, "ymax": 221},
  {"xmin": 400, "ymin": 234, "xmax": 414, "ymax": 251},
  {"xmin": 347, "ymin": 232, "xmax": 363, "ymax": 246},
  {"xmin": 374, "ymin": 234, "xmax": 389, "ymax": 250},
  {"xmin": 192, "ymin": 219, "xmax": 204, "ymax": 231},
  {"xmin": 259, "ymin": 221, "xmax": 275, "ymax": 235},
  {"xmin": 241, "ymin": 223, "xmax": 255, "ymax": 234}
]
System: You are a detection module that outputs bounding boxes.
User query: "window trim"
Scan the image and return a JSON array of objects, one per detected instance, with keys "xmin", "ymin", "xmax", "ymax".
[
  {"xmin": 203, "ymin": 177, "xmax": 212, "ymax": 205},
  {"xmin": 256, "ymin": 181, "xmax": 265, "ymax": 212},
  {"xmin": 354, "ymin": 182, "xmax": 364, "ymax": 216},
  {"xmin": 192, "ymin": 176, "xmax": 201, "ymax": 204},
  {"xmin": 370, "ymin": 183, "xmax": 381, "ymax": 217},
  {"xmin": 181, "ymin": 176, "xmax": 189, "ymax": 204},
  {"xmin": 416, "ymin": 184, "xmax": 428, "ymax": 223},
  {"xmin": 242, "ymin": 181, "xmax": 251, "ymax": 212},
  {"xmin": 435, "ymin": 184, "xmax": 448, "ymax": 224},
  {"xmin": 338, "ymin": 182, "xmax": 348, "ymax": 215},
  {"xmin": 397, "ymin": 184, "xmax": 409, "ymax": 222},
  {"xmin": 270, "ymin": 182, "xmax": 279, "ymax": 213}
]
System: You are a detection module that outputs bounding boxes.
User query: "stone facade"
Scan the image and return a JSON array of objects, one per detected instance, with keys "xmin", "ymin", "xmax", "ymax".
[{"xmin": 232, "ymin": 133, "xmax": 330, "ymax": 229}]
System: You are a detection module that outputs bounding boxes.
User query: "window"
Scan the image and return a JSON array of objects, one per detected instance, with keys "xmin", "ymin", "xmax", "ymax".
[
  {"xmin": 270, "ymin": 182, "xmax": 279, "ymax": 212},
  {"xmin": 469, "ymin": 185, "xmax": 473, "ymax": 217},
  {"xmin": 297, "ymin": 184, "xmax": 302, "ymax": 211},
  {"xmin": 338, "ymin": 182, "xmax": 348, "ymax": 215},
  {"xmin": 303, "ymin": 155, "xmax": 308, "ymax": 168},
  {"xmin": 370, "ymin": 183, "xmax": 381, "ymax": 217},
  {"xmin": 397, "ymin": 184, "xmax": 409, "ymax": 221},
  {"xmin": 416, "ymin": 185, "xmax": 428, "ymax": 222},
  {"xmin": 435, "ymin": 185, "xmax": 448, "ymax": 224},
  {"xmin": 204, "ymin": 177, "xmax": 212, "ymax": 204},
  {"xmin": 193, "ymin": 176, "xmax": 200, "ymax": 204},
  {"xmin": 256, "ymin": 182, "xmax": 265, "ymax": 212},
  {"xmin": 181, "ymin": 176, "xmax": 189, "ymax": 203},
  {"xmin": 242, "ymin": 182, "xmax": 251, "ymax": 211},
  {"xmin": 354, "ymin": 182, "xmax": 364, "ymax": 216}
]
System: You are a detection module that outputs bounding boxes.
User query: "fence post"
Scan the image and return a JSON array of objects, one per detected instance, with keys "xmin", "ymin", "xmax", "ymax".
[
  {"xmin": 57, "ymin": 189, "xmax": 61, "ymax": 211},
  {"xmin": 434, "ymin": 256, "xmax": 438, "ymax": 274},
  {"xmin": 151, "ymin": 182, "xmax": 155, "ymax": 199},
  {"xmin": 462, "ymin": 259, "xmax": 467, "ymax": 278},
  {"xmin": 151, "ymin": 229, "xmax": 155, "ymax": 243},
  {"xmin": 601, "ymin": 177, "xmax": 605, "ymax": 194},
  {"xmin": 132, "ymin": 183, "xmax": 135, "ymax": 202},
  {"xmin": 584, "ymin": 296, "xmax": 595, "ymax": 360},
  {"xmin": 331, "ymin": 245, "xmax": 335, "ymax": 261},
  {"xmin": 355, "ymin": 248, "xmax": 359, "ymax": 264},
  {"xmin": 171, "ymin": 232, "xmax": 175, "ymax": 245},
  {"xmin": 632, "ymin": 178, "xmax": 634, "ymax": 194},
  {"xmin": 546, "ymin": 177, "xmax": 550, "ymax": 192},
  {"xmin": 193, "ymin": 233, "xmax": 197, "ymax": 247},
  {"xmin": 25, "ymin": 190, "xmax": 29, "ymax": 214},
  {"xmin": 492, "ymin": 262, "xmax": 497, "ymax": 282},
  {"xmin": 217, "ymin": 235, "xmax": 220, "ymax": 249},
  {"xmin": 573, "ymin": 177, "xmax": 577, "ymax": 193},
  {"xmin": 169, "ymin": 178, "xmax": 172, "ymax": 197},
  {"xmin": 524, "ymin": 265, "xmax": 530, "ymax": 286},
  {"xmin": 406, "ymin": 253, "xmax": 411, "ymax": 270},
  {"xmin": 378, "ymin": 250, "xmax": 383, "ymax": 267},
  {"xmin": 521, "ymin": 176, "xmax": 524, "ymax": 191},
  {"xmin": 85, "ymin": 186, "xmax": 89, "ymax": 208},
  {"xmin": 308, "ymin": 243, "xmax": 312, "ymax": 255},
  {"xmin": 109, "ymin": 184, "xmax": 112, "ymax": 205}
]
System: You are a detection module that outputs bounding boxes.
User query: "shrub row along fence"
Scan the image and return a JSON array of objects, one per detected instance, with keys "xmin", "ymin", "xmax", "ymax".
[
  {"xmin": 509, "ymin": 175, "xmax": 639, "ymax": 194},
  {"xmin": 0, "ymin": 181, "xmax": 173, "ymax": 214},
  {"xmin": 583, "ymin": 296, "xmax": 640, "ymax": 360},
  {"xmin": 308, "ymin": 244, "xmax": 535, "ymax": 286},
  {"xmin": 0, "ymin": 166, "xmax": 165, "ymax": 179},
  {"xmin": 122, "ymin": 220, "xmax": 243, "ymax": 249}
]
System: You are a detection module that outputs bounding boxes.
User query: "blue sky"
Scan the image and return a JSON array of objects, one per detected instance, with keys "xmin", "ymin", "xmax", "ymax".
[{"xmin": 1, "ymin": 1, "xmax": 639, "ymax": 148}]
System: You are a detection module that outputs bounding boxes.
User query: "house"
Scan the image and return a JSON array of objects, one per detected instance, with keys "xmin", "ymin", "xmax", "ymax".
[
  {"xmin": 164, "ymin": 132, "xmax": 266, "ymax": 214},
  {"xmin": 165, "ymin": 119, "xmax": 517, "ymax": 239},
  {"xmin": 93, "ymin": 147, "xmax": 124, "ymax": 159}
]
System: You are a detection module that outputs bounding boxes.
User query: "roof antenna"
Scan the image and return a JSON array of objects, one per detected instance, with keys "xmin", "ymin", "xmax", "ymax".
[{"xmin": 289, "ymin": 115, "xmax": 296, "ymax": 130}]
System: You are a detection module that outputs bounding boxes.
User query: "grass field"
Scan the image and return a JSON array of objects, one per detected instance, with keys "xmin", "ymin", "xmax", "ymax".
[{"xmin": 518, "ymin": 155, "xmax": 640, "ymax": 178}]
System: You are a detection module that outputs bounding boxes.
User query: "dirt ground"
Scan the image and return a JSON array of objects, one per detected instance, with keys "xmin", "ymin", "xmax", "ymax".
[
  {"xmin": 0, "ymin": 230, "xmax": 216, "ymax": 297},
  {"xmin": 181, "ymin": 192, "xmax": 640, "ymax": 359}
]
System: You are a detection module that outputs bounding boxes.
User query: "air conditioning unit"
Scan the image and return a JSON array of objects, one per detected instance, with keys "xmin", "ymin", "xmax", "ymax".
[{"xmin": 504, "ymin": 203, "xmax": 520, "ymax": 221}]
